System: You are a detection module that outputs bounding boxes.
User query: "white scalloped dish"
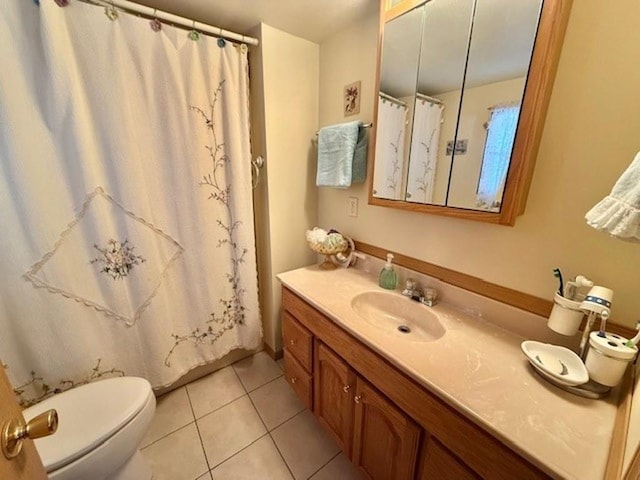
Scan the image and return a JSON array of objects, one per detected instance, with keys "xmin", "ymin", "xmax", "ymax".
[{"xmin": 521, "ymin": 341, "xmax": 589, "ymax": 386}]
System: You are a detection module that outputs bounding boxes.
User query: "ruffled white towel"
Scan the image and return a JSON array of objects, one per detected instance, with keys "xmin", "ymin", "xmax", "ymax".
[{"xmin": 585, "ymin": 151, "xmax": 640, "ymax": 242}]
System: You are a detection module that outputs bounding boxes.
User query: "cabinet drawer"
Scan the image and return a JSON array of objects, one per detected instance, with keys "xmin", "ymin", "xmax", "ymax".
[
  {"xmin": 283, "ymin": 311, "xmax": 313, "ymax": 371},
  {"xmin": 284, "ymin": 349, "xmax": 313, "ymax": 410}
]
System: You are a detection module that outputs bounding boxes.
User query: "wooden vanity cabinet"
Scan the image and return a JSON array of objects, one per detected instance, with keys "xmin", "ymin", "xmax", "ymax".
[
  {"xmin": 418, "ymin": 438, "xmax": 480, "ymax": 480},
  {"xmin": 282, "ymin": 311, "xmax": 313, "ymax": 409},
  {"xmin": 351, "ymin": 376, "xmax": 421, "ymax": 480},
  {"xmin": 314, "ymin": 340, "xmax": 420, "ymax": 480},
  {"xmin": 281, "ymin": 287, "xmax": 550, "ymax": 480},
  {"xmin": 314, "ymin": 341, "xmax": 355, "ymax": 454}
]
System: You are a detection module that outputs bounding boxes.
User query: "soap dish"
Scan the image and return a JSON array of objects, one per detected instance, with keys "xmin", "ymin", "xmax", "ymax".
[{"xmin": 521, "ymin": 341, "xmax": 589, "ymax": 386}]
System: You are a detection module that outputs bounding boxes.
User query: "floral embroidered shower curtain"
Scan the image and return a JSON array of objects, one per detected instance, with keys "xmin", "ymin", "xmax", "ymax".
[{"xmin": 0, "ymin": 1, "xmax": 261, "ymax": 405}]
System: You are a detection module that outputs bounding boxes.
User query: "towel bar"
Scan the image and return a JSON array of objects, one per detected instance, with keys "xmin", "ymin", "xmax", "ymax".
[{"xmin": 314, "ymin": 123, "xmax": 372, "ymax": 137}]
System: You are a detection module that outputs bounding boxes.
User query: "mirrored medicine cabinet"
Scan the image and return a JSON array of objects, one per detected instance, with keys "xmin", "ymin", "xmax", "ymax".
[{"xmin": 369, "ymin": 0, "xmax": 573, "ymax": 225}]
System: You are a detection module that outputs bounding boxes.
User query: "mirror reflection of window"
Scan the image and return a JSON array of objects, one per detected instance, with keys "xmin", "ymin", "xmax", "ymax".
[
  {"xmin": 405, "ymin": 95, "xmax": 444, "ymax": 204},
  {"xmin": 476, "ymin": 104, "xmax": 520, "ymax": 211},
  {"xmin": 373, "ymin": 93, "xmax": 409, "ymax": 200}
]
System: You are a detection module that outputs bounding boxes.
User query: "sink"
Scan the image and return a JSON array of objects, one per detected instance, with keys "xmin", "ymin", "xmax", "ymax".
[{"xmin": 350, "ymin": 291, "xmax": 445, "ymax": 342}]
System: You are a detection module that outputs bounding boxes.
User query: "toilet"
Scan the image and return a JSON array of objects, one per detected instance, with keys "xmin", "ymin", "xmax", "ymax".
[{"xmin": 23, "ymin": 377, "xmax": 156, "ymax": 480}]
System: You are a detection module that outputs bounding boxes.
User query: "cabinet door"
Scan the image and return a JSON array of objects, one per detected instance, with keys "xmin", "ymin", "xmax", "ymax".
[
  {"xmin": 419, "ymin": 437, "xmax": 480, "ymax": 480},
  {"xmin": 314, "ymin": 341, "xmax": 356, "ymax": 455},
  {"xmin": 352, "ymin": 377, "xmax": 420, "ymax": 480}
]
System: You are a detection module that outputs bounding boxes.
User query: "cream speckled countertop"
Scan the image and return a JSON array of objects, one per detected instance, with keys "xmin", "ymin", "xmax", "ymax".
[{"xmin": 277, "ymin": 266, "xmax": 619, "ymax": 480}]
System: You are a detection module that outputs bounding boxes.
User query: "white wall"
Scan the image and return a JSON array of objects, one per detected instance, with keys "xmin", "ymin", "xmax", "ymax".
[
  {"xmin": 250, "ymin": 23, "xmax": 319, "ymax": 352},
  {"xmin": 318, "ymin": 0, "xmax": 640, "ymax": 328}
]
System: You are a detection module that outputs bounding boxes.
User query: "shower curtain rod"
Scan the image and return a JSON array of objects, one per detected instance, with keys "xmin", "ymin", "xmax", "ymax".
[
  {"xmin": 416, "ymin": 92, "xmax": 443, "ymax": 105},
  {"xmin": 379, "ymin": 92, "xmax": 407, "ymax": 107},
  {"xmin": 85, "ymin": 0, "xmax": 259, "ymax": 46}
]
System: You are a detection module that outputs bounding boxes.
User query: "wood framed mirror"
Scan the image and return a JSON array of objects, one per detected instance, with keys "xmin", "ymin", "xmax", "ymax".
[{"xmin": 368, "ymin": 0, "xmax": 573, "ymax": 225}]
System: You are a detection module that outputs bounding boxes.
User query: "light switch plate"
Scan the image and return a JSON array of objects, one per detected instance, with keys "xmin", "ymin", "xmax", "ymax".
[{"xmin": 348, "ymin": 197, "xmax": 358, "ymax": 217}]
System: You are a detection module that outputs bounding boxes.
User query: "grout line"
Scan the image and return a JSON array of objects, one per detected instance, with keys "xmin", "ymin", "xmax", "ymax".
[
  {"xmin": 268, "ymin": 408, "xmax": 306, "ymax": 433},
  {"xmin": 185, "ymin": 386, "xmax": 213, "ymax": 477},
  {"xmin": 306, "ymin": 450, "xmax": 341, "ymax": 480},
  {"xmin": 141, "ymin": 419, "xmax": 196, "ymax": 450},
  {"xmin": 243, "ymin": 383, "xmax": 297, "ymax": 480},
  {"xmin": 192, "ymin": 392, "xmax": 247, "ymax": 421},
  {"xmin": 245, "ymin": 373, "xmax": 284, "ymax": 394},
  {"xmin": 207, "ymin": 432, "xmax": 271, "ymax": 472}
]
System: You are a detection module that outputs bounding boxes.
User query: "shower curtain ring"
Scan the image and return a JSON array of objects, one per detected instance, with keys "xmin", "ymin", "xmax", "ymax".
[
  {"xmin": 105, "ymin": 1, "xmax": 118, "ymax": 21},
  {"xmin": 188, "ymin": 20, "xmax": 200, "ymax": 41},
  {"xmin": 150, "ymin": 9, "xmax": 162, "ymax": 32}
]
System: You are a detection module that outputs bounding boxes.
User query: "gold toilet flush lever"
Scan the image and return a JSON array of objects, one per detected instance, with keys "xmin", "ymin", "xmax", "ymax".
[{"xmin": 2, "ymin": 409, "xmax": 58, "ymax": 459}]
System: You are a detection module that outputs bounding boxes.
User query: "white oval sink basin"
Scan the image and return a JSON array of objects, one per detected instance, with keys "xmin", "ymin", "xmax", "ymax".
[{"xmin": 351, "ymin": 291, "xmax": 445, "ymax": 342}]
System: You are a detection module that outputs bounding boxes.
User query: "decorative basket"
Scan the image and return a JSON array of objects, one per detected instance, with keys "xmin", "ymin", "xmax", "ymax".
[{"xmin": 307, "ymin": 232, "xmax": 348, "ymax": 270}]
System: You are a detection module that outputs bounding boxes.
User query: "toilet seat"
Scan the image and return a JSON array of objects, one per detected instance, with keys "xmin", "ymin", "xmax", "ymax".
[{"xmin": 24, "ymin": 377, "xmax": 153, "ymax": 473}]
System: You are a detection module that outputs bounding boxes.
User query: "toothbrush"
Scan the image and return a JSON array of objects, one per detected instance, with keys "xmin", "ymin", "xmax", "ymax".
[
  {"xmin": 624, "ymin": 322, "xmax": 640, "ymax": 348},
  {"xmin": 553, "ymin": 268, "xmax": 564, "ymax": 297},
  {"xmin": 597, "ymin": 310, "xmax": 609, "ymax": 338}
]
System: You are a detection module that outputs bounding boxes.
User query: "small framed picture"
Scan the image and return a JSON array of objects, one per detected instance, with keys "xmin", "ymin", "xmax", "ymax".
[{"xmin": 344, "ymin": 81, "xmax": 361, "ymax": 117}]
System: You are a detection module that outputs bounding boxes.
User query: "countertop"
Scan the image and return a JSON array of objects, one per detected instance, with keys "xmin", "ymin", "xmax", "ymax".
[{"xmin": 277, "ymin": 266, "xmax": 619, "ymax": 480}]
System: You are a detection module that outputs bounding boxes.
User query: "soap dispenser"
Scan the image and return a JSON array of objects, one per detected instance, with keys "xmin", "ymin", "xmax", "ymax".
[{"xmin": 379, "ymin": 253, "xmax": 397, "ymax": 290}]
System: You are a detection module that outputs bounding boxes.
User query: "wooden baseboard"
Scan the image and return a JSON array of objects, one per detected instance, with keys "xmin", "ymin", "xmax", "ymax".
[
  {"xmin": 263, "ymin": 343, "xmax": 283, "ymax": 361},
  {"xmin": 354, "ymin": 240, "xmax": 635, "ymax": 338}
]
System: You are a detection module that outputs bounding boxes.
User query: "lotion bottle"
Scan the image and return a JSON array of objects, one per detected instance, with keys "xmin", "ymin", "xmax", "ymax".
[{"xmin": 378, "ymin": 253, "xmax": 397, "ymax": 290}]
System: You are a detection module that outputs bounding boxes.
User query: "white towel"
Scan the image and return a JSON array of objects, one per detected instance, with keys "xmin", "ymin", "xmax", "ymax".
[{"xmin": 585, "ymin": 151, "xmax": 640, "ymax": 241}]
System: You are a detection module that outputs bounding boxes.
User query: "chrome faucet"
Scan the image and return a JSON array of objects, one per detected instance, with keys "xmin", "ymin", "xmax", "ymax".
[{"xmin": 401, "ymin": 279, "xmax": 438, "ymax": 307}]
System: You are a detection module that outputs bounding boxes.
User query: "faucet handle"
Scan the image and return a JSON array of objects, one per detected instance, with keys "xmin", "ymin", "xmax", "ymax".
[
  {"xmin": 402, "ymin": 279, "xmax": 417, "ymax": 297},
  {"xmin": 423, "ymin": 287, "xmax": 438, "ymax": 306}
]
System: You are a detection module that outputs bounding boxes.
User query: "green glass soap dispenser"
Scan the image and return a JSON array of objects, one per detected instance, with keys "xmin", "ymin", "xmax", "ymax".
[{"xmin": 379, "ymin": 253, "xmax": 397, "ymax": 290}]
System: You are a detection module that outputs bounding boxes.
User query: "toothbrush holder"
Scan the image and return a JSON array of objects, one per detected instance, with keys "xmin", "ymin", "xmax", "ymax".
[
  {"xmin": 547, "ymin": 292, "xmax": 584, "ymax": 336},
  {"xmin": 585, "ymin": 332, "xmax": 638, "ymax": 386}
]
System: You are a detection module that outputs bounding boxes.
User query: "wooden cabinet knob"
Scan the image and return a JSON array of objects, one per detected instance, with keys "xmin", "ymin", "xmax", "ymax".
[
  {"xmin": 354, "ymin": 395, "xmax": 362, "ymax": 404},
  {"xmin": 343, "ymin": 385, "xmax": 351, "ymax": 393},
  {"xmin": 289, "ymin": 339, "xmax": 295, "ymax": 346},
  {"xmin": 290, "ymin": 377, "xmax": 298, "ymax": 384}
]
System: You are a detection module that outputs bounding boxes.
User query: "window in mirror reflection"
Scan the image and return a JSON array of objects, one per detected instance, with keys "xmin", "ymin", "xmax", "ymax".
[{"xmin": 476, "ymin": 103, "xmax": 520, "ymax": 211}]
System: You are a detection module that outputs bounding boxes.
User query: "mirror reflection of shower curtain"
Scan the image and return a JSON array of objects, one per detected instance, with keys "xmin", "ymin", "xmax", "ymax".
[
  {"xmin": 0, "ymin": 1, "xmax": 262, "ymax": 407},
  {"xmin": 405, "ymin": 98, "xmax": 444, "ymax": 204},
  {"xmin": 476, "ymin": 105, "xmax": 520, "ymax": 211},
  {"xmin": 373, "ymin": 94, "xmax": 408, "ymax": 200}
]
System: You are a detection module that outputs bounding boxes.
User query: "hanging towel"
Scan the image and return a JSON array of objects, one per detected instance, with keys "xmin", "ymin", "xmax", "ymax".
[
  {"xmin": 352, "ymin": 126, "xmax": 368, "ymax": 184},
  {"xmin": 316, "ymin": 121, "xmax": 361, "ymax": 188},
  {"xmin": 585, "ymin": 151, "xmax": 640, "ymax": 242}
]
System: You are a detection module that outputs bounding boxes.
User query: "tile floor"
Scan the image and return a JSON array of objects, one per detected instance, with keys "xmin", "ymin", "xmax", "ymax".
[{"xmin": 141, "ymin": 351, "xmax": 364, "ymax": 480}]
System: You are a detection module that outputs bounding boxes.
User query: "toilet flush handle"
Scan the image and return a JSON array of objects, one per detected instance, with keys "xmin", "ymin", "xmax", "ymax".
[{"xmin": 2, "ymin": 409, "xmax": 58, "ymax": 459}]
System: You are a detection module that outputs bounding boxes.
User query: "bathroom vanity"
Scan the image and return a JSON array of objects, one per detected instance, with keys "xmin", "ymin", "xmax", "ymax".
[{"xmin": 277, "ymin": 266, "xmax": 620, "ymax": 480}]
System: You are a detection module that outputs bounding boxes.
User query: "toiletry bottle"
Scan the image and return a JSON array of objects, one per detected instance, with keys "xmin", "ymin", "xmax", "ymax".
[{"xmin": 379, "ymin": 253, "xmax": 397, "ymax": 290}]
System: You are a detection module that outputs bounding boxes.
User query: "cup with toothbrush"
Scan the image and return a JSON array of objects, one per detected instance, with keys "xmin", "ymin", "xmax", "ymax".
[{"xmin": 547, "ymin": 270, "xmax": 593, "ymax": 336}]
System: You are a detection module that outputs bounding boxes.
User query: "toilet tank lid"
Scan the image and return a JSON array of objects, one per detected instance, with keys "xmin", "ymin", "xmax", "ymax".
[{"xmin": 23, "ymin": 376, "xmax": 153, "ymax": 472}]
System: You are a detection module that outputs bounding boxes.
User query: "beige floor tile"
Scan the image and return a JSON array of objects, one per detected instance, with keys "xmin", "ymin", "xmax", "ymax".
[
  {"xmin": 233, "ymin": 351, "xmax": 283, "ymax": 391},
  {"xmin": 210, "ymin": 435, "xmax": 293, "ymax": 480},
  {"xmin": 249, "ymin": 376, "xmax": 305, "ymax": 431},
  {"xmin": 198, "ymin": 395, "xmax": 267, "ymax": 467},
  {"xmin": 309, "ymin": 453, "xmax": 363, "ymax": 480},
  {"xmin": 142, "ymin": 387, "xmax": 194, "ymax": 448},
  {"xmin": 196, "ymin": 473, "xmax": 212, "ymax": 480},
  {"xmin": 271, "ymin": 410, "xmax": 340, "ymax": 480},
  {"xmin": 277, "ymin": 358, "xmax": 284, "ymax": 371},
  {"xmin": 187, "ymin": 366, "xmax": 246, "ymax": 418},
  {"xmin": 142, "ymin": 423, "xmax": 208, "ymax": 480}
]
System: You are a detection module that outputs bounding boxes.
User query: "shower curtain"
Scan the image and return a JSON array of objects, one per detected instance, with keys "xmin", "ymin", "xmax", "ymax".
[
  {"xmin": 405, "ymin": 98, "xmax": 443, "ymax": 204},
  {"xmin": 373, "ymin": 94, "xmax": 408, "ymax": 200},
  {"xmin": 0, "ymin": 1, "xmax": 262, "ymax": 406}
]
